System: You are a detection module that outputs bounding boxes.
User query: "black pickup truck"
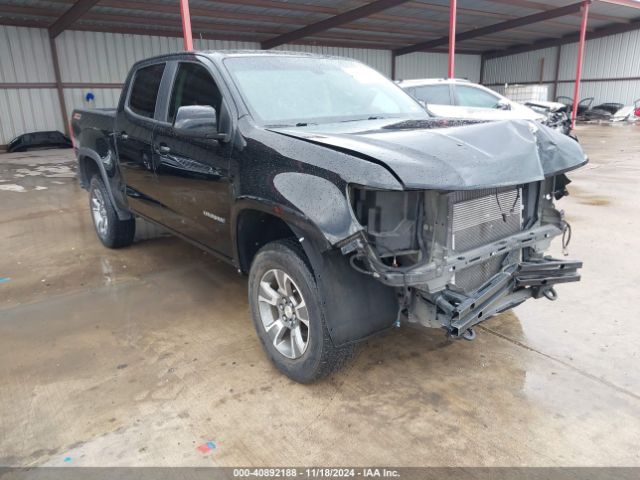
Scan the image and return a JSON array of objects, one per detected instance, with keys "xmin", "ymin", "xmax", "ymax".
[{"xmin": 71, "ymin": 51, "xmax": 585, "ymax": 383}]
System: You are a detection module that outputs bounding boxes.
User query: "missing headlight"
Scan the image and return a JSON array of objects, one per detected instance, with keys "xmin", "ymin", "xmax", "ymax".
[{"xmin": 349, "ymin": 186, "xmax": 422, "ymax": 266}]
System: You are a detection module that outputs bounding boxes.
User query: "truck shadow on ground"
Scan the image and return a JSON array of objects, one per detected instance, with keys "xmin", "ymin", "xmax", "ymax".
[{"xmin": 125, "ymin": 228, "xmax": 528, "ymax": 389}]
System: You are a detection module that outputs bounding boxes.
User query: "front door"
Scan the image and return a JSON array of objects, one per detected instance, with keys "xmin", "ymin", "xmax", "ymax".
[
  {"xmin": 452, "ymin": 84, "xmax": 504, "ymax": 119},
  {"xmin": 152, "ymin": 61, "xmax": 233, "ymax": 257},
  {"xmin": 115, "ymin": 62, "xmax": 166, "ymax": 221}
]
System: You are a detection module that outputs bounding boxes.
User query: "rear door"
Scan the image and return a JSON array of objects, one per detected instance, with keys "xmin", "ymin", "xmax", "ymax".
[
  {"xmin": 151, "ymin": 60, "xmax": 234, "ymax": 257},
  {"xmin": 409, "ymin": 84, "xmax": 459, "ymax": 117},
  {"xmin": 115, "ymin": 62, "xmax": 167, "ymax": 221}
]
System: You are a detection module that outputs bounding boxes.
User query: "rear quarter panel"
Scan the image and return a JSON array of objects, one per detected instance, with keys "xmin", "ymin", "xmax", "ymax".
[{"xmin": 72, "ymin": 108, "xmax": 131, "ymax": 218}]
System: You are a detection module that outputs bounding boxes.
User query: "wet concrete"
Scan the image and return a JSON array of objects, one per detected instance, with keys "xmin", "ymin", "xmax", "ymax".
[{"xmin": 1, "ymin": 125, "xmax": 639, "ymax": 467}]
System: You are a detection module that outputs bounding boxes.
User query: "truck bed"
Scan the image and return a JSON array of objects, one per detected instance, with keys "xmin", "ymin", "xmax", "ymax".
[
  {"xmin": 72, "ymin": 107, "xmax": 116, "ymax": 126},
  {"xmin": 71, "ymin": 107, "xmax": 116, "ymax": 151},
  {"xmin": 71, "ymin": 107, "xmax": 118, "ymax": 190}
]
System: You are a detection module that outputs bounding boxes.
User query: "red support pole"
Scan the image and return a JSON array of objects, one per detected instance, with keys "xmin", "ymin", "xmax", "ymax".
[
  {"xmin": 571, "ymin": 1, "xmax": 590, "ymax": 128},
  {"xmin": 448, "ymin": 0, "xmax": 457, "ymax": 78},
  {"xmin": 179, "ymin": 0, "xmax": 193, "ymax": 51}
]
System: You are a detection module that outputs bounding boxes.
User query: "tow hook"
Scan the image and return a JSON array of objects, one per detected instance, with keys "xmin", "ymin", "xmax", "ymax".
[
  {"xmin": 462, "ymin": 328, "xmax": 476, "ymax": 341},
  {"xmin": 543, "ymin": 287, "xmax": 558, "ymax": 301},
  {"xmin": 448, "ymin": 327, "xmax": 477, "ymax": 341}
]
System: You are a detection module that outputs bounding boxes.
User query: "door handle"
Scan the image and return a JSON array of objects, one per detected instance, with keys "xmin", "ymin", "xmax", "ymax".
[
  {"xmin": 120, "ymin": 132, "xmax": 128, "ymax": 140},
  {"xmin": 157, "ymin": 144, "xmax": 171, "ymax": 154}
]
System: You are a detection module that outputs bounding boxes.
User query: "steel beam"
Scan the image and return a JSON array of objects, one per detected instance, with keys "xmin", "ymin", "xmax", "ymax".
[
  {"xmin": 484, "ymin": 13, "xmax": 639, "ymax": 59},
  {"xmin": 395, "ymin": 1, "xmax": 585, "ymax": 56},
  {"xmin": 179, "ymin": 0, "xmax": 194, "ymax": 51},
  {"xmin": 448, "ymin": 0, "xmax": 457, "ymax": 78},
  {"xmin": 49, "ymin": 37, "xmax": 70, "ymax": 136},
  {"xmin": 571, "ymin": 1, "xmax": 590, "ymax": 128},
  {"xmin": 552, "ymin": 44, "xmax": 562, "ymax": 100},
  {"xmin": 49, "ymin": 0, "xmax": 100, "ymax": 38},
  {"xmin": 261, "ymin": 0, "xmax": 411, "ymax": 50},
  {"xmin": 482, "ymin": 0, "xmax": 628, "ymax": 23},
  {"xmin": 201, "ymin": 0, "xmax": 338, "ymax": 15},
  {"xmin": 597, "ymin": 0, "xmax": 640, "ymax": 10},
  {"xmin": 18, "ymin": 1, "xmax": 556, "ymax": 43},
  {"xmin": 391, "ymin": 51, "xmax": 397, "ymax": 80},
  {"xmin": 405, "ymin": 0, "xmax": 577, "ymax": 29}
]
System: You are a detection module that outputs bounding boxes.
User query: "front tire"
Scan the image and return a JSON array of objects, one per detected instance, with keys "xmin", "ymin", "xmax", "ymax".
[
  {"xmin": 248, "ymin": 239, "xmax": 354, "ymax": 383},
  {"xmin": 89, "ymin": 175, "xmax": 135, "ymax": 248}
]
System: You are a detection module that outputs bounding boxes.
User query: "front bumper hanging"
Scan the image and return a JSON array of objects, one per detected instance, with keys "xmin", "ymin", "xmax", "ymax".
[{"xmin": 434, "ymin": 257, "xmax": 582, "ymax": 337}]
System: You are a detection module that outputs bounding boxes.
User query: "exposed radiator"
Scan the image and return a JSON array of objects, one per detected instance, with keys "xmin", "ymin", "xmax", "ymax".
[{"xmin": 449, "ymin": 188, "xmax": 522, "ymax": 292}]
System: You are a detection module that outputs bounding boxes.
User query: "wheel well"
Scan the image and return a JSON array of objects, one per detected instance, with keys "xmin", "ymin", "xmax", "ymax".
[
  {"xmin": 237, "ymin": 210, "xmax": 297, "ymax": 273},
  {"xmin": 78, "ymin": 156, "xmax": 100, "ymax": 188}
]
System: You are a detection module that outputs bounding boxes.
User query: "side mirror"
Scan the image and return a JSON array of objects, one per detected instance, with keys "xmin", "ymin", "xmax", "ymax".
[
  {"xmin": 496, "ymin": 100, "xmax": 511, "ymax": 111},
  {"xmin": 174, "ymin": 105, "xmax": 225, "ymax": 140}
]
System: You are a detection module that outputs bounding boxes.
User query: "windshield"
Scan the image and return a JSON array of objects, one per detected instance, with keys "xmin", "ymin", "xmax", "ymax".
[{"xmin": 224, "ymin": 56, "xmax": 428, "ymax": 126}]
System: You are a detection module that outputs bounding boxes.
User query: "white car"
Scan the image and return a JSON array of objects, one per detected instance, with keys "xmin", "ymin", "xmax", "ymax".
[{"xmin": 398, "ymin": 78, "xmax": 546, "ymax": 122}]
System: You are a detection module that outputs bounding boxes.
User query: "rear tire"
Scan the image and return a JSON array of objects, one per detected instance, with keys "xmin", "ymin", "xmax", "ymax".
[
  {"xmin": 248, "ymin": 239, "xmax": 354, "ymax": 383},
  {"xmin": 89, "ymin": 175, "xmax": 135, "ymax": 248}
]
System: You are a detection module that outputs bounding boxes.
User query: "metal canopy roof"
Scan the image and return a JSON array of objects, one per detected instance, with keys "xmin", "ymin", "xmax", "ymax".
[{"xmin": 0, "ymin": 0, "xmax": 639, "ymax": 57}]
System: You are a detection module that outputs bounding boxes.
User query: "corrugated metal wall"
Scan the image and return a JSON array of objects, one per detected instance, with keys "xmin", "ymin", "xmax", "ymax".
[
  {"xmin": 55, "ymin": 30, "xmax": 261, "ymax": 121},
  {"xmin": 0, "ymin": 26, "xmax": 408, "ymax": 144},
  {"xmin": 484, "ymin": 47, "xmax": 558, "ymax": 85},
  {"xmin": 56, "ymin": 30, "xmax": 260, "ymax": 84},
  {"xmin": 1, "ymin": 26, "xmax": 484, "ymax": 144},
  {"xmin": 0, "ymin": 26, "xmax": 63, "ymax": 143},
  {"xmin": 395, "ymin": 52, "xmax": 482, "ymax": 82},
  {"xmin": 0, "ymin": 89, "xmax": 64, "ymax": 143},
  {"xmin": 3, "ymin": 23, "xmax": 640, "ymax": 144},
  {"xmin": 484, "ymin": 29, "xmax": 640, "ymax": 105}
]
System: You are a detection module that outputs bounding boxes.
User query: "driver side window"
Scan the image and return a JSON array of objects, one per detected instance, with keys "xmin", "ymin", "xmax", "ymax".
[
  {"xmin": 455, "ymin": 85, "xmax": 500, "ymax": 108},
  {"xmin": 168, "ymin": 62, "xmax": 222, "ymax": 124}
]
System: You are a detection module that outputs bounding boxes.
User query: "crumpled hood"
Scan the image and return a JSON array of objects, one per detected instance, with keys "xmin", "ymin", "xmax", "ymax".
[{"xmin": 270, "ymin": 119, "xmax": 587, "ymax": 190}]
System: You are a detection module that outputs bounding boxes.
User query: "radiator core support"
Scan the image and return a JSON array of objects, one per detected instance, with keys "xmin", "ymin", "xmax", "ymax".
[{"xmin": 349, "ymin": 181, "xmax": 581, "ymax": 336}]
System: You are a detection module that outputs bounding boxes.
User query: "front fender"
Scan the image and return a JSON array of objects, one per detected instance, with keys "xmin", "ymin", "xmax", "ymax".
[
  {"xmin": 231, "ymin": 199, "xmax": 397, "ymax": 346},
  {"xmin": 293, "ymin": 228, "xmax": 399, "ymax": 346},
  {"xmin": 273, "ymin": 172, "xmax": 361, "ymax": 244}
]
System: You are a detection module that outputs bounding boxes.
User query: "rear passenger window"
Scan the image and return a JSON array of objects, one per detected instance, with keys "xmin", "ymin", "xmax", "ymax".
[
  {"xmin": 128, "ymin": 63, "xmax": 165, "ymax": 118},
  {"xmin": 412, "ymin": 85, "xmax": 451, "ymax": 105}
]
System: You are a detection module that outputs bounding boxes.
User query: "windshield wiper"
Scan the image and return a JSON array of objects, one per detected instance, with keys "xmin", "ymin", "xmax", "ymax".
[
  {"xmin": 339, "ymin": 116, "xmax": 393, "ymax": 123},
  {"xmin": 264, "ymin": 122, "xmax": 318, "ymax": 128}
]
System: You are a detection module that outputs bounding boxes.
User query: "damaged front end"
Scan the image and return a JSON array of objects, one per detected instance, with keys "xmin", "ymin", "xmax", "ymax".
[{"xmin": 342, "ymin": 175, "xmax": 582, "ymax": 338}]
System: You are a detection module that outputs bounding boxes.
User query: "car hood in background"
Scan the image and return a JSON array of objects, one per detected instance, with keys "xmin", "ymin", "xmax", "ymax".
[
  {"xmin": 269, "ymin": 118, "xmax": 587, "ymax": 190},
  {"xmin": 525, "ymin": 100, "xmax": 569, "ymax": 112},
  {"xmin": 428, "ymin": 103, "xmax": 546, "ymax": 122}
]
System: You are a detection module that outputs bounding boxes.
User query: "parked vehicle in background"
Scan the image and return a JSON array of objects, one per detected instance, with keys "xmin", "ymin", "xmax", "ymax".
[
  {"xmin": 525, "ymin": 100, "xmax": 572, "ymax": 136},
  {"xmin": 398, "ymin": 78, "xmax": 545, "ymax": 120},
  {"xmin": 71, "ymin": 51, "xmax": 586, "ymax": 383},
  {"xmin": 611, "ymin": 98, "xmax": 640, "ymax": 122},
  {"xmin": 399, "ymin": 78, "xmax": 573, "ymax": 135},
  {"xmin": 7, "ymin": 130, "xmax": 72, "ymax": 153},
  {"xmin": 555, "ymin": 96, "xmax": 640, "ymax": 123}
]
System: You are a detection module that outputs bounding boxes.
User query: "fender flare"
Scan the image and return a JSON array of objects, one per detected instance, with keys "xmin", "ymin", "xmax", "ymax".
[
  {"xmin": 77, "ymin": 147, "xmax": 132, "ymax": 220},
  {"xmin": 232, "ymin": 199, "xmax": 397, "ymax": 346},
  {"xmin": 289, "ymin": 223, "xmax": 398, "ymax": 346}
]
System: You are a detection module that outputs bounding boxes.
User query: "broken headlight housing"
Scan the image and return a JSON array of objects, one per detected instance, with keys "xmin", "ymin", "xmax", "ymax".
[{"xmin": 349, "ymin": 186, "xmax": 425, "ymax": 268}]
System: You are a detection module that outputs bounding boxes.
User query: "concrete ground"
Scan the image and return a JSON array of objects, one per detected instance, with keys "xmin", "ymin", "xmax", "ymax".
[{"xmin": 0, "ymin": 124, "xmax": 639, "ymax": 467}]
